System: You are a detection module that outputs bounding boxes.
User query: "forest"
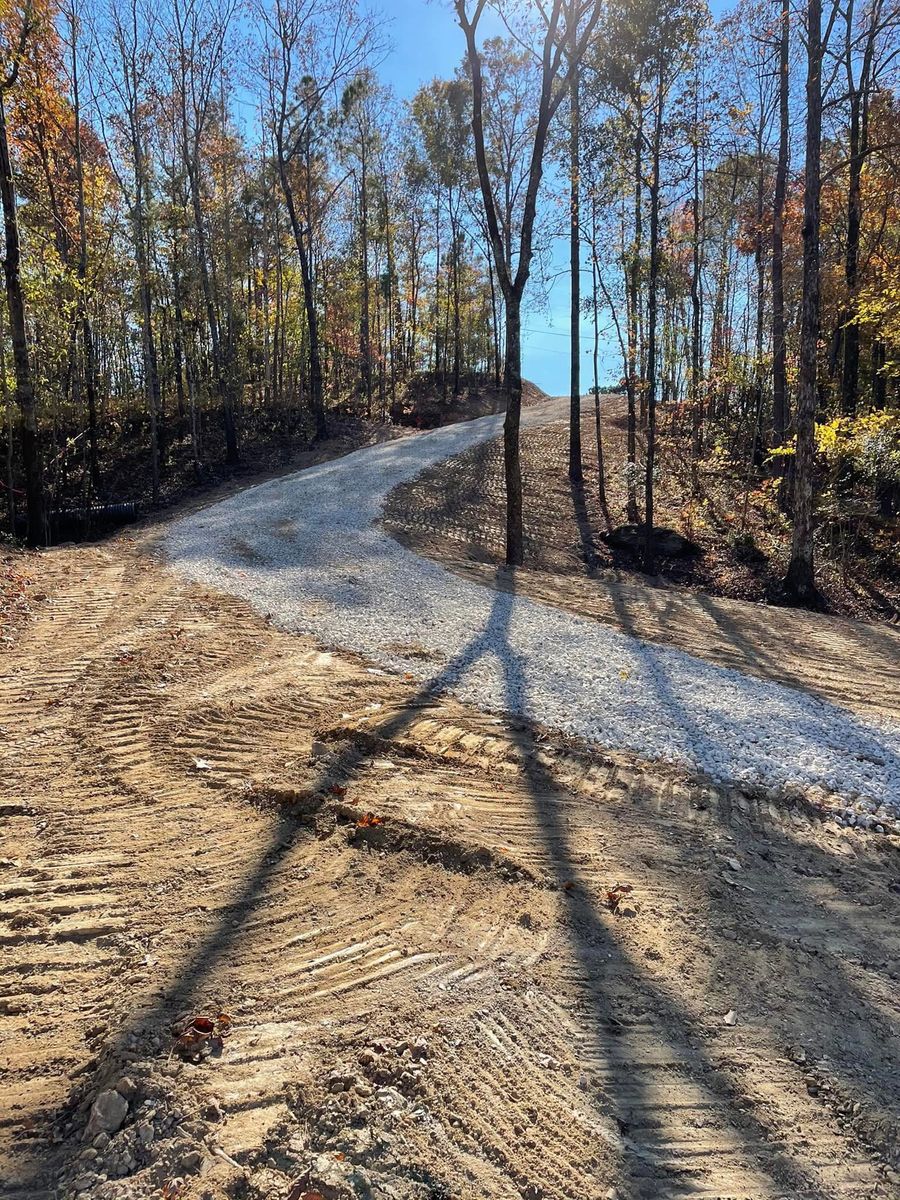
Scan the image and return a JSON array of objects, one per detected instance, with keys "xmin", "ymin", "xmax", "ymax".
[{"xmin": 1, "ymin": 0, "xmax": 899, "ymax": 611}]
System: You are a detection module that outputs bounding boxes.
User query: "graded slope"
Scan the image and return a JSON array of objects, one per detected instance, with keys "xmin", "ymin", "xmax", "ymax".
[{"xmin": 163, "ymin": 400, "xmax": 900, "ymax": 816}]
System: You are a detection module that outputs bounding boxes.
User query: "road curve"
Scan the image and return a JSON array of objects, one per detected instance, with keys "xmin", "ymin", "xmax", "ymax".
[{"xmin": 163, "ymin": 398, "xmax": 900, "ymax": 819}]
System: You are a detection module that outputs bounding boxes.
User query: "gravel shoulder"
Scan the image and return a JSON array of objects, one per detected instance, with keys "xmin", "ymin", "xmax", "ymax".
[{"xmin": 161, "ymin": 399, "xmax": 900, "ymax": 825}]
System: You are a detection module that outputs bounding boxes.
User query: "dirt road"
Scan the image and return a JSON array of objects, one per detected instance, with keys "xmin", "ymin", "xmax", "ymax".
[{"xmin": 2, "ymin": 534, "xmax": 900, "ymax": 1200}]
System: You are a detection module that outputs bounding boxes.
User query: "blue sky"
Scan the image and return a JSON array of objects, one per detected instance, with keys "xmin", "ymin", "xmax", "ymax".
[
  {"xmin": 379, "ymin": 0, "xmax": 610, "ymax": 395},
  {"xmin": 378, "ymin": 0, "xmax": 735, "ymax": 394}
]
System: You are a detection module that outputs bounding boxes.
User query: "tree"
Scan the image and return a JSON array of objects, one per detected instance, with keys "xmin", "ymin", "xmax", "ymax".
[
  {"xmin": 838, "ymin": 0, "xmax": 900, "ymax": 416},
  {"xmin": 784, "ymin": 0, "xmax": 839, "ymax": 600},
  {"xmin": 256, "ymin": 0, "xmax": 375, "ymax": 440},
  {"xmin": 568, "ymin": 18, "xmax": 583, "ymax": 482},
  {"xmin": 771, "ymin": 0, "xmax": 789, "ymax": 444},
  {"xmin": 455, "ymin": 0, "xmax": 602, "ymax": 566},
  {"xmin": 169, "ymin": 0, "xmax": 239, "ymax": 462},
  {"xmin": 0, "ymin": 1, "xmax": 45, "ymax": 544}
]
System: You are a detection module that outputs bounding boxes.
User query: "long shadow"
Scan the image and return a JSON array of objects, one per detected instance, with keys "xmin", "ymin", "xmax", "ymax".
[
  {"xmin": 472, "ymin": 573, "xmax": 880, "ymax": 1197},
  {"xmin": 694, "ymin": 589, "xmax": 900, "ymax": 715},
  {"xmin": 16, "ymin": 569, "xmax": 892, "ymax": 1198},
  {"xmin": 567, "ymin": 475, "xmax": 601, "ymax": 574},
  {"xmin": 9, "ymin": 578, "xmax": 586, "ymax": 1196},
  {"xmin": 603, "ymin": 576, "xmax": 900, "ymax": 1144}
]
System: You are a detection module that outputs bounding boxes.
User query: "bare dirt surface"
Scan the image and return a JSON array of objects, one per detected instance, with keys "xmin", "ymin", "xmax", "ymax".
[
  {"xmin": 3, "ymin": 536, "xmax": 900, "ymax": 1200},
  {"xmin": 381, "ymin": 396, "xmax": 899, "ymax": 624},
  {"xmin": 383, "ymin": 416, "xmax": 900, "ymax": 726}
]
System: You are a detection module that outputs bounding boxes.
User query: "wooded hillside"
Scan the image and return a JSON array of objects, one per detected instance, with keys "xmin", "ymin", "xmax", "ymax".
[{"xmin": 1, "ymin": 0, "xmax": 899, "ymax": 606}]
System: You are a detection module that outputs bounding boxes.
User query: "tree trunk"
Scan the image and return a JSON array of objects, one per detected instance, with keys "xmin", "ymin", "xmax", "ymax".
[
  {"xmin": 71, "ymin": 16, "xmax": 101, "ymax": 493},
  {"xmin": 841, "ymin": 94, "xmax": 863, "ymax": 415},
  {"xmin": 871, "ymin": 338, "xmax": 887, "ymax": 407},
  {"xmin": 488, "ymin": 252, "xmax": 501, "ymax": 389},
  {"xmin": 503, "ymin": 294, "xmax": 524, "ymax": 566},
  {"xmin": 590, "ymin": 194, "xmax": 608, "ymax": 521},
  {"xmin": 130, "ymin": 115, "xmax": 161, "ymax": 504},
  {"xmin": 626, "ymin": 105, "xmax": 642, "ymax": 522},
  {"xmin": 0, "ymin": 92, "xmax": 44, "ymax": 544},
  {"xmin": 771, "ymin": 0, "xmax": 789, "ymax": 444},
  {"xmin": 785, "ymin": 0, "xmax": 823, "ymax": 602},
  {"xmin": 568, "ymin": 41, "xmax": 582, "ymax": 482},
  {"xmin": 277, "ymin": 155, "xmax": 327, "ymax": 439},
  {"xmin": 2, "ymin": 303, "xmax": 15, "ymax": 534},
  {"xmin": 690, "ymin": 75, "xmax": 702, "ymax": 461},
  {"xmin": 643, "ymin": 63, "xmax": 664, "ymax": 574},
  {"xmin": 359, "ymin": 150, "xmax": 372, "ymax": 416},
  {"xmin": 451, "ymin": 194, "xmax": 462, "ymax": 397}
]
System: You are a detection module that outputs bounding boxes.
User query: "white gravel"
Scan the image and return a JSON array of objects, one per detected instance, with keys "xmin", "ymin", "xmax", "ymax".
[{"xmin": 163, "ymin": 399, "xmax": 900, "ymax": 821}]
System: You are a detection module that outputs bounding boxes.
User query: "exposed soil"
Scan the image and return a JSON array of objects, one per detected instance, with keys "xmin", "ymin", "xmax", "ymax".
[
  {"xmin": 382, "ymin": 395, "xmax": 899, "ymax": 623},
  {"xmin": 2, "ymin": 531, "xmax": 900, "ymax": 1200}
]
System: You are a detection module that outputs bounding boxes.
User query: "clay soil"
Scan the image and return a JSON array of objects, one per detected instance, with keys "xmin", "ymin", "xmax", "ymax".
[
  {"xmin": 382, "ymin": 395, "xmax": 899, "ymax": 623},
  {"xmin": 1, "ymin": 424, "xmax": 900, "ymax": 1200}
]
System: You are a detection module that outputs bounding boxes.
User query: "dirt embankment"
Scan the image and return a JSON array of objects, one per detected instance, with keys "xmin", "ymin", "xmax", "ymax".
[
  {"xmin": 383, "ymin": 403, "xmax": 900, "ymax": 726},
  {"xmin": 383, "ymin": 396, "xmax": 899, "ymax": 623},
  {"xmin": 2, "ymin": 537, "xmax": 900, "ymax": 1200}
]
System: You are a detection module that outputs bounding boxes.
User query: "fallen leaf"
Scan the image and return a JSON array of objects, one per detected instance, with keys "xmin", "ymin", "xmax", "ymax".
[
  {"xmin": 605, "ymin": 883, "xmax": 634, "ymax": 913},
  {"xmin": 174, "ymin": 1011, "xmax": 233, "ymax": 1060},
  {"xmin": 356, "ymin": 812, "xmax": 384, "ymax": 829}
]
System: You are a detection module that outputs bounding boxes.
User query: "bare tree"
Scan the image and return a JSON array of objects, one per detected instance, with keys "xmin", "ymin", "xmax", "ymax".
[
  {"xmin": 169, "ymin": 0, "xmax": 239, "ymax": 462},
  {"xmin": 105, "ymin": 0, "xmax": 163, "ymax": 504},
  {"xmin": 771, "ymin": 0, "xmax": 789, "ymax": 444},
  {"xmin": 256, "ymin": 0, "xmax": 376, "ymax": 440},
  {"xmin": 568, "ymin": 19, "xmax": 583, "ymax": 482},
  {"xmin": 784, "ymin": 0, "xmax": 840, "ymax": 600},
  {"xmin": 455, "ymin": 0, "xmax": 602, "ymax": 566}
]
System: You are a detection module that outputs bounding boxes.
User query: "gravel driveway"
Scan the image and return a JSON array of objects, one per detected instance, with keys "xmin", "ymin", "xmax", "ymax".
[{"xmin": 163, "ymin": 399, "xmax": 900, "ymax": 822}]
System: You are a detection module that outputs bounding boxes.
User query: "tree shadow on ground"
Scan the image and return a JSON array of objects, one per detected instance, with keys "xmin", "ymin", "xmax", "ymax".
[{"xmin": 13, "ymin": 571, "xmax": 893, "ymax": 1199}]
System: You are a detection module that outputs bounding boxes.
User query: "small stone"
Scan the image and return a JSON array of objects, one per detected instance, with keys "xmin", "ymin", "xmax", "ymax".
[
  {"xmin": 72, "ymin": 1174, "xmax": 95, "ymax": 1192},
  {"xmin": 180, "ymin": 1150, "xmax": 203, "ymax": 1172},
  {"xmin": 91, "ymin": 1133, "xmax": 110, "ymax": 1152},
  {"xmin": 136, "ymin": 1122, "xmax": 154, "ymax": 1147},
  {"xmin": 115, "ymin": 1076, "xmax": 138, "ymax": 1100},
  {"xmin": 86, "ymin": 1088, "xmax": 129, "ymax": 1136},
  {"xmin": 203, "ymin": 1100, "xmax": 223, "ymax": 1122}
]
